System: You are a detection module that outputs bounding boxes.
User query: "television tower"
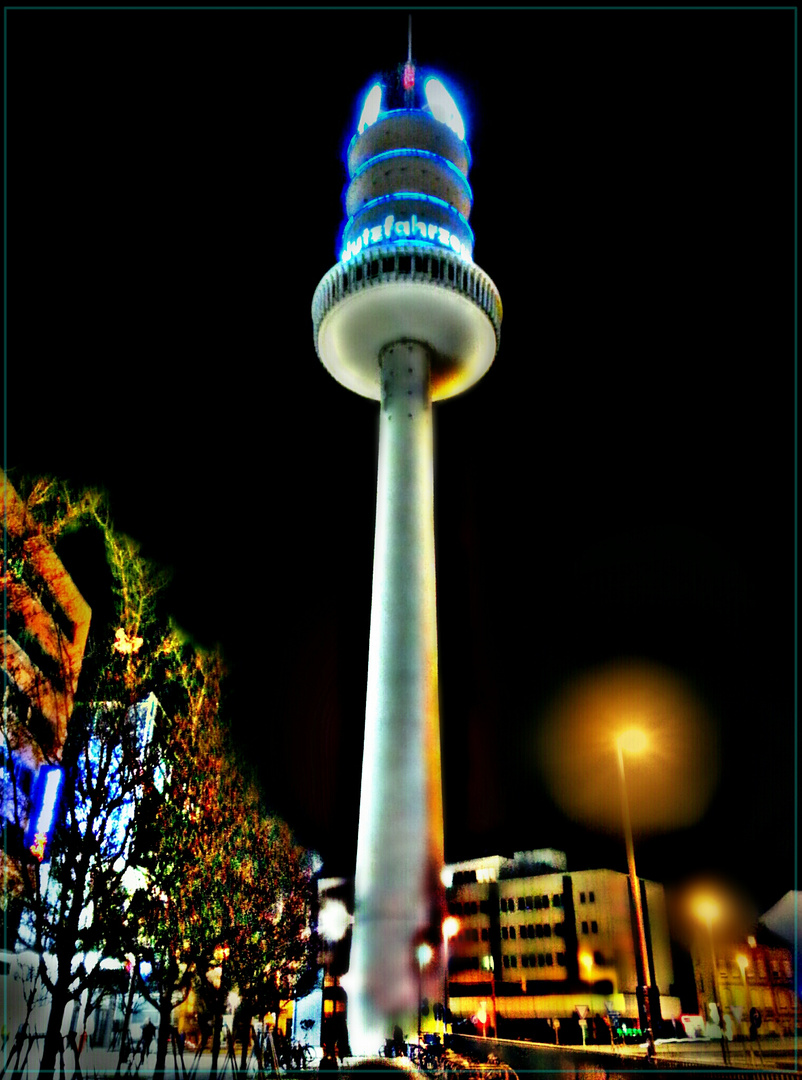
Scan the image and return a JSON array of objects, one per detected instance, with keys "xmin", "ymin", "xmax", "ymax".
[{"xmin": 312, "ymin": 43, "xmax": 501, "ymax": 1054}]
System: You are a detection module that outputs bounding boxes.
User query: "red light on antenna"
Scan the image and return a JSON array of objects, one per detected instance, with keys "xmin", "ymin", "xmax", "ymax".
[{"xmin": 403, "ymin": 63, "xmax": 415, "ymax": 91}]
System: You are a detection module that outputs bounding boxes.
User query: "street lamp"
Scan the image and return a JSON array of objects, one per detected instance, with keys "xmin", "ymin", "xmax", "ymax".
[
  {"xmin": 735, "ymin": 953, "xmax": 755, "ymax": 1065},
  {"xmin": 417, "ymin": 943, "xmax": 433, "ymax": 1045},
  {"xmin": 442, "ymin": 917, "xmax": 460, "ymax": 1040},
  {"xmin": 692, "ymin": 895, "xmax": 730, "ymax": 1066},
  {"xmin": 615, "ymin": 729, "xmax": 656, "ymax": 1062}
]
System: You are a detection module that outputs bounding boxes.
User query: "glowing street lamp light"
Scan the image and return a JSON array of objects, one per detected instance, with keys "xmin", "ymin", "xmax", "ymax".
[
  {"xmin": 691, "ymin": 895, "xmax": 730, "ymax": 1065},
  {"xmin": 615, "ymin": 729, "xmax": 656, "ymax": 1062},
  {"xmin": 442, "ymin": 917, "xmax": 460, "ymax": 1039},
  {"xmin": 417, "ymin": 943, "xmax": 433, "ymax": 1044}
]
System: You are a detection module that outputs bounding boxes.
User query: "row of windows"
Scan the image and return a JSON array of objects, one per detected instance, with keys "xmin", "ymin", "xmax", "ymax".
[
  {"xmin": 500, "ymin": 894, "xmax": 563, "ymax": 912},
  {"xmin": 503, "ymin": 923, "xmax": 564, "ymax": 941},
  {"xmin": 578, "ymin": 891, "xmax": 596, "ymax": 903},
  {"xmin": 580, "ymin": 921, "xmax": 599, "ymax": 934},
  {"xmin": 503, "ymin": 952, "xmax": 567, "ymax": 969}
]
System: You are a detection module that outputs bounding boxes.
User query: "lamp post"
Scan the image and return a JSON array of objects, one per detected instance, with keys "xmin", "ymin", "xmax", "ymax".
[
  {"xmin": 417, "ymin": 944, "xmax": 433, "ymax": 1046},
  {"xmin": 615, "ymin": 729, "xmax": 656, "ymax": 1062},
  {"xmin": 735, "ymin": 953, "xmax": 755, "ymax": 1065},
  {"xmin": 442, "ymin": 918, "xmax": 460, "ymax": 1041},
  {"xmin": 692, "ymin": 896, "xmax": 730, "ymax": 1066}
]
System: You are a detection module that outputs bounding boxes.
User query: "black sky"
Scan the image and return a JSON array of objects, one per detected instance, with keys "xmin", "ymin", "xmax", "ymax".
[{"xmin": 6, "ymin": 8, "xmax": 795, "ymax": 915}]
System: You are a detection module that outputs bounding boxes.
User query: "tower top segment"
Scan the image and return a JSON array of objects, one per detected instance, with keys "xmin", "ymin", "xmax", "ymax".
[{"xmin": 312, "ymin": 55, "xmax": 501, "ymax": 402}]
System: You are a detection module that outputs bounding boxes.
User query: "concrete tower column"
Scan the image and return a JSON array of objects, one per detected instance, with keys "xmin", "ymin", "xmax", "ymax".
[
  {"xmin": 313, "ymin": 58, "xmax": 502, "ymax": 1057},
  {"xmin": 348, "ymin": 341, "xmax": 444, "ymax": 1050}
]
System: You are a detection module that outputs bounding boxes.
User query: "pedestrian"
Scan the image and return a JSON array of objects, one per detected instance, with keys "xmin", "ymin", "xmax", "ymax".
[
  {"xmin": 319, "ymin": 1044, "xmax": 338, "ymax": 1071},
  {"xmin": 139, "ymin": 1020, "xmax": 156, "ymax": 1066}
]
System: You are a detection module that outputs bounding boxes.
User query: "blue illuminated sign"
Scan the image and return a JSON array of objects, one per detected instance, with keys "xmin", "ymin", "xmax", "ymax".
[
  {"xmin": 341, "ymin": 213, "xmax": 472, "ymax": 264},
  {"xmin": 24, "ymin": 764, "xmax": 63, "ymax": 862}
]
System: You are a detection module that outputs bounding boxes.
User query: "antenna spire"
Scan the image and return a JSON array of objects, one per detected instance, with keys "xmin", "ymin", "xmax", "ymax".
[{"xmin": 408, "ymin": 15, "xmax": 412, "ymax": 64}]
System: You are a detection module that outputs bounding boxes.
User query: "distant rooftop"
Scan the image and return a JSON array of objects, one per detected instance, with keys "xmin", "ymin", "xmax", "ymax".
[{"xmin": 443, "ymin": 849, "xmax": 568, "ymax": 887}]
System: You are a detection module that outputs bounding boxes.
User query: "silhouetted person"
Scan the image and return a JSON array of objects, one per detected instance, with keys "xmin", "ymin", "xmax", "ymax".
[
  {"xmin": 139, "ymin": 1020, "xmax": 156, "ymax": 1065},
  {"xmin": 319, "ymin": 1045, "xmax": 338, "ymax": 1071}
]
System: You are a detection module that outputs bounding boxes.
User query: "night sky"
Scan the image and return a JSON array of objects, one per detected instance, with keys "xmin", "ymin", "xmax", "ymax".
[{"xmin": 7, "ymin": 9, "xmax": 795, "ymax": 917}]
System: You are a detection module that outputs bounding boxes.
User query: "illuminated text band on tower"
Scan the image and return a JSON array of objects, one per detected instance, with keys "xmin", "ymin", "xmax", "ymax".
[{"xmin": 341, "ymin": 214, "xmax": 473, "ymax": 264}]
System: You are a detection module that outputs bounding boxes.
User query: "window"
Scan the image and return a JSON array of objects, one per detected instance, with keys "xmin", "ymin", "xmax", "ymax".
[
  {"xmin": 502, "ymin": 927, "xmax": 508, "ymax": 940},
  {"xmin": 480, "ymin": 900, "xmax": 489, "ymax": 914},
  {"xmin": 534, "ymin": 896, "xmax": 542, "ymax": 910},
  {"xmin": 579, "ymin": 892, "xmax": 586, "ymax": 904},
  {"xmin": 503, "ymin": 956, "xmax": 510, "ymax": 969},
  {"xmin": 510, "ymin": 956, "xmax": 517, "ymax": 968},
  {"xmin": 471, "ymin": 928, "xmax": 479, "ymax": 942},
  {"xmin": 481, "ymin": 928, "xmax": 489, "ymax": 941},
  {"xmin": 546, "ymin": 953, "xmax": 553, "ymax": 966},
  {"xmin": 509, "ymin": 927, "xmax": 516, "ymax": 940},
  {"xmin": 556, "ymin": 953, "xmax": 566, "ymax": 966},
  {"xmin": 544, "ymin": 925, "xmax": 551, "ymax": 938},
  {"xmin": 542, "ymin": 895, "xmax": 549, "ymax": 908},
  {"xmin": 518, "ymin": 897, "xmax": 525, "ymax": 911},
  {"xmin": 581, "ymin": 921, "xmax": 589, "ymax": 934},
  {"xmin": 588, "ymin": 891, "xmax": 595, "ymax": 903},
  {"xmin": 553, "ymin": 895, "xmax": 563, "ymax": 907},
  {"xmin": 591, "ymin": 921, "xmax": 598, "ymax": 934},
  {"xmin": 521, "ymin": 955, "xmax": 530, "ymax": 969},
  {"xmin": 527, "ymin": 925, "xmax": 535, "ymax": 939},
  {"xmin": 554, "ymin": 923, "xmax": 565, "ymax": 937},
  {"xmin": 470, "ymin": 901, "xmax": 479, "ymax": 915},
  {"xmin": 536, "ymin": 924, "xmax": 544, "ymax": 938}
]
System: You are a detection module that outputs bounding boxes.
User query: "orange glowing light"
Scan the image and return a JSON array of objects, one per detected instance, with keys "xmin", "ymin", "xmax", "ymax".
[
  {"xmin": 617, "ymin": 728, "xmax": 648, "ymax": 754},
  {"xmin": 535, "ymin": 660, "xmax": 719, "ymax": 834},
  {"xmin": 579, "ymin": 951, "xmax": 594, "ymax": 973},
  {"xmin": 692, "ymin": 895, "xmax": 722, "ymax": 928},
  {"xmin": 443, "ymin": 916, "xmax": 460, "ymax": 940}
]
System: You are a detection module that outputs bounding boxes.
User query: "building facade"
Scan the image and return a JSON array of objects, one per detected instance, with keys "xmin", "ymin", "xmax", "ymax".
[
  {"xmin": 443, "ymin": 852, "xmax": 681, "ymax": 1042},
  {"xmin": 690, "ymin": 927, "xmax": 797, "ymax": 1040}
]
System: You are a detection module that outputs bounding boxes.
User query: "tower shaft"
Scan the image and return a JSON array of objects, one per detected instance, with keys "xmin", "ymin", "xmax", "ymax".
[{"xmin": 348, "ymin": 341, "xmax": 445, "ymax": 1051}]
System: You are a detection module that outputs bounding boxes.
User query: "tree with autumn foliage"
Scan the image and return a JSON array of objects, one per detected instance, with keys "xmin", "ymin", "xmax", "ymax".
[
  {"xmin": 3, "ymin": 475, "xmax": 318, "ymax": 1080},
  {"xmin": 128, "ymin": 649, "xmax": 318, "ymax": 1077}
]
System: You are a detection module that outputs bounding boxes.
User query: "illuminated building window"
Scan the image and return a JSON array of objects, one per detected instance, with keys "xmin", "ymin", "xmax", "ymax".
[{"xmin": 581, "ymin": 921, "xmax": 589, "ymax": 934}]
